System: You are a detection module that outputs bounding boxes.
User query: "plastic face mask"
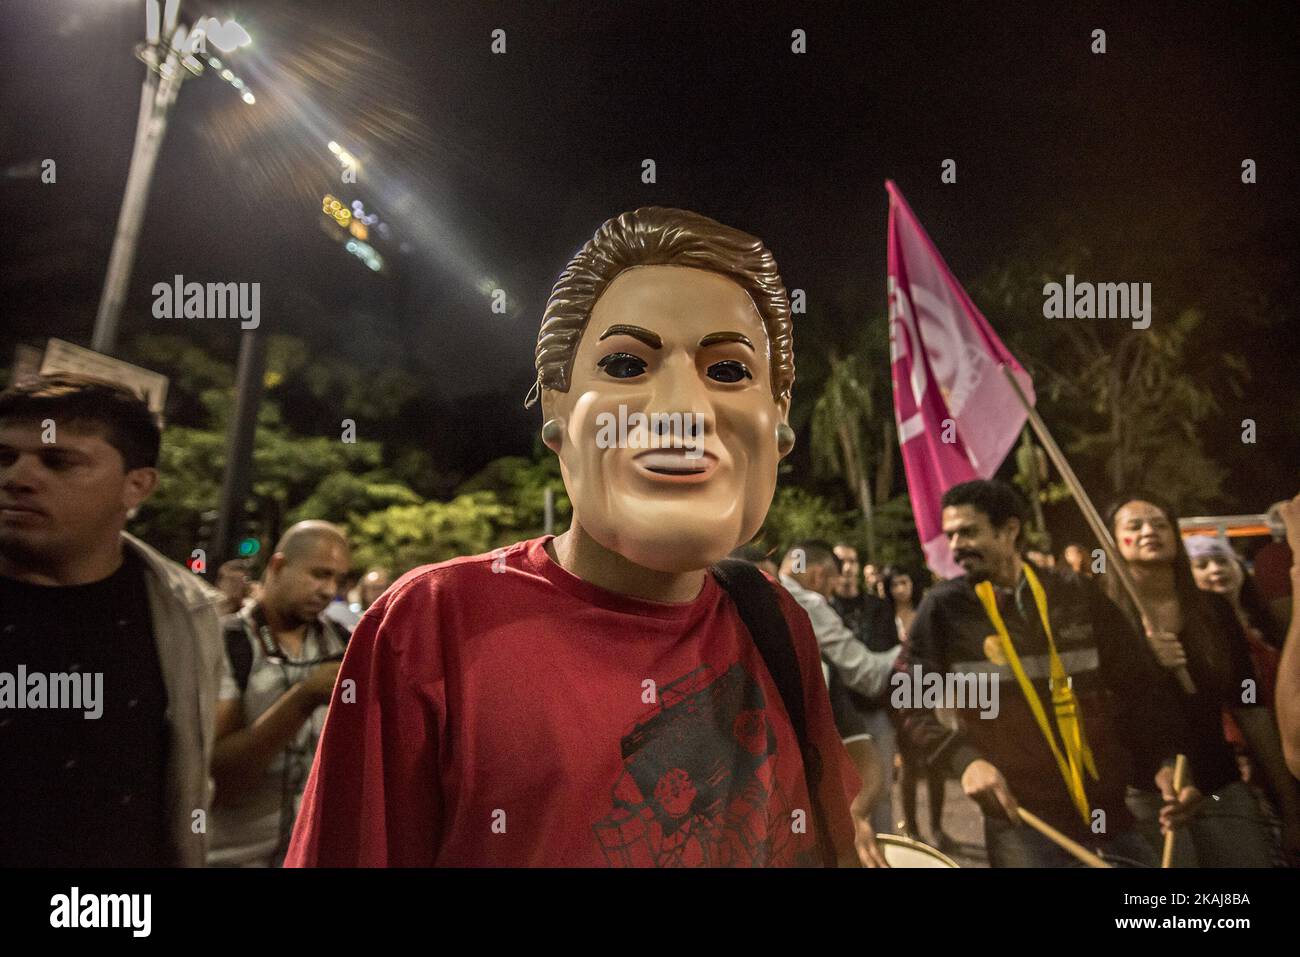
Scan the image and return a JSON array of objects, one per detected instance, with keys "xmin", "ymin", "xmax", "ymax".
[{"xmin": 543, "ymin": 265, "xmax": 788, "ymax": 573}]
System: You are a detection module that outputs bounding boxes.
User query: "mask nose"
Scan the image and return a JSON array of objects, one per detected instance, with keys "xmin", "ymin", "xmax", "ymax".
[{"xmin": 646, "ymin": 354, "xmax": 714, "ymax": 447}]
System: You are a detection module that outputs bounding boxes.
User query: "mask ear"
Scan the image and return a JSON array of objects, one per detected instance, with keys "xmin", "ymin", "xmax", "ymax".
[{"xmin": 539, "ymin": 388, "xmax": 567, "ymax": 453}]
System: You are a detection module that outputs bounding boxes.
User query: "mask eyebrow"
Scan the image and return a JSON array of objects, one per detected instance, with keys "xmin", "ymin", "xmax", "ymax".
[
  {"xmin": 698, "ymin": 331, "xmax": 754, "ymax": 351},
  {"xmin": 598, "ymin": 324, "xmax": 662, "ymax": 350}
]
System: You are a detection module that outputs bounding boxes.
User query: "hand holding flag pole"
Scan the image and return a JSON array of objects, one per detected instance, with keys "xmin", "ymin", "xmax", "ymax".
[
  {"xmin": 886, "ymin": 181, "xmax": 1193, "ymax": 694},
  {"xmin": 999, "ymin": 365, "xmax": 1197, "ymax": 695}
]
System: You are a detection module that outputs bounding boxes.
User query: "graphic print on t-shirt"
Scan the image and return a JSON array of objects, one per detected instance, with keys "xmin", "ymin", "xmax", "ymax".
[{"xmin": 592, "ymin": 662, "xmax": 815, "ymax": 867}]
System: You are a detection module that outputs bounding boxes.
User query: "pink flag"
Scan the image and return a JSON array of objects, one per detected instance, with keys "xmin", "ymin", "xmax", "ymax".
[{"xmin": 886, "ymin": 181, "xmax": 1034, "ymax": 577}]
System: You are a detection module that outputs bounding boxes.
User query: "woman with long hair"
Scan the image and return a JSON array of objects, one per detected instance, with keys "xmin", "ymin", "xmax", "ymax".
[
  {"xmin": 1185, "ymin": 535, "xmax": 1282, "ymax": 782},
  {"xmin": 1104, "ymin": 494, "xmax": 1299, "ymax": 866},
  {"xmin": 884, "ymin": 565, "xmax": 955, "ymax": 852},
  {"xmin": 1188, "ymin": 536, "xmax": 1285, "ymax": 647}
]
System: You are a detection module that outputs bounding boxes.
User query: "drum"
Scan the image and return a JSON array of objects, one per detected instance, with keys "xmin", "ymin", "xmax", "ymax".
[{"xmin": 875, "ymin": 833, "xmax": 960, "ymax": 868}]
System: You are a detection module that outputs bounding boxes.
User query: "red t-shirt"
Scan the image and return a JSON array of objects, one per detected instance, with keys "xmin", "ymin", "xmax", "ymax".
[{"xmin": 284, "ymin": 536, "xmax": 860, "ymax": 867}]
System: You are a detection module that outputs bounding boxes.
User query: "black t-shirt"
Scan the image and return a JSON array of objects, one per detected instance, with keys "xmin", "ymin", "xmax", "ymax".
[
  {"xmin": 830, "ymin": 592, "xmax": 898, "ymax": 652},
  {"xmin": 1138, "ymin": 590, "xmax": 1258, "ymax": 796},
  {"xmin": 0, "ymin": 550, "xmax": 172, "ymax": 866},
  {"xmin": 897, "ymin": 565, "xmax": 1170, "ymax": 839},
  {"xmin": 825, "ymin": 592, "xmax": 898, "ymax": 727}
]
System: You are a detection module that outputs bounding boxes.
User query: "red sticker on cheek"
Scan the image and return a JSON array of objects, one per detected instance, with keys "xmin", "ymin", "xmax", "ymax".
[{"xmin": 1122, "ymin": 537, "xmax": 1133, "ymax": 546}]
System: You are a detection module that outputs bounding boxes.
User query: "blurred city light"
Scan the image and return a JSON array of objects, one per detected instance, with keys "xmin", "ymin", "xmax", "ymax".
[
  {"xmin": 343, "ymin": 238, "xmax": 384, "ymax": 272},
  {"xmin": 326, "ymin": 140, "xmax": 359, "ymax": 173},
  {"xmin": 195, "ymin": 16, "xmax": 253, "ymax": 54},
  {"xmin": 322, "ymin": 194, "xmax": 352, "ymax": 227},
  {"xmin": 202, "ymin": 22, "xmax": 498, "ymax": 297}
]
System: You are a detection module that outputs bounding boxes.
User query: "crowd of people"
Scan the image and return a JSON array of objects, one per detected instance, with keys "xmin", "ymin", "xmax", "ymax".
[
  {"xmin": 6, "ymin": 205, "xmax": 1295, "ymax": 875},
  {"xmin": 2, "ymin": 370, "xmax": 1297, "ymax": 869},
  {"xmin": 742, "ymin": 480, "xmax": 1300, "ymax": 867}
]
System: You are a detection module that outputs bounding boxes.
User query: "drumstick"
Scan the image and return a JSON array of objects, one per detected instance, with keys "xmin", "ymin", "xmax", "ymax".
[
  {"xmin": 1015, "ymin": 807, "xmax": 1112, "ymax": 868},
  {"xmin": 1161, "ymin": 754, "xmax": 1188, "ymax": 869}
]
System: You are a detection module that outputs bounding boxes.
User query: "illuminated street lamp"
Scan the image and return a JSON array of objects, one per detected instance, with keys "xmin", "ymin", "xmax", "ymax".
[
  {"xmin": 91, "ymin": 1, "xmax": 255, "ymax": 354},
  {"xmin": 194, "ymin": 16, "xmax": 251, "ymax": 53}
]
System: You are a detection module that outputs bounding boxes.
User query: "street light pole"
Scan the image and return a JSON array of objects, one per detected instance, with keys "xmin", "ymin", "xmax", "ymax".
[
  {"xmin": 92, "ymin": 48, "xmax": 183, "ymax": 355},
  {"xmin": 210, "ymin": 326, "xmax": 267, "ymax": 571},
  {"xmin": 91, "ymin": 2, "xmax": 254, "ymax": 355}
]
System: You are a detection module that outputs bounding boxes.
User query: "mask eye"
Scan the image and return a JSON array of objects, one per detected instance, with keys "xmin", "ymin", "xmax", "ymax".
[
  {"xmin": 707, "ymin": 360, "xmax": 752, "ymax": 383},
  {"xmin": 597, "ymin": 352, "xmax": 647, "ymax": 379}
]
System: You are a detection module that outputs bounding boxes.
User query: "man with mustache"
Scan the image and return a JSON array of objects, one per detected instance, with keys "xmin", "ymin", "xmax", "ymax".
[
  {"xmin": 285, "ymin": 207, "xmax": 864, "ymax": 867},
  {"xmin": 896, "ymin": 479, "xmax": 1182, "ymax": 866}
]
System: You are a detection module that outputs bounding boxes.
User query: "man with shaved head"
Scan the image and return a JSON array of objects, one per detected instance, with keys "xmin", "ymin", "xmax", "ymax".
[{"xmin": 208, "ymin": 520, "xmax": 352, "ymax": 866}]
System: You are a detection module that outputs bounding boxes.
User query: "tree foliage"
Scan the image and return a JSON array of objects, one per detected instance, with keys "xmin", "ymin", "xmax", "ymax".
[
  {"xmin": 346, "ymin": 493, "xmax": 515, "ymax": 572},
  {"xmin": 974, "ymin": 239, "xmax": 1244, "ymax": 513},
  {"xmin": 754, "ymin": 486, "xmax": 849, "ymax": 553},
  {"xmin": 810, "ymin": 352, "xmax": 878, "ymax": 552}
]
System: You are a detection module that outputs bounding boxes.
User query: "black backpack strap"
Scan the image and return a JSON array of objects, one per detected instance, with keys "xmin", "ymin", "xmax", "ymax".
[
  {"xmin": 321, "ymin": 616, "xmax": 352, "ymax": 652},
  {"xmin": 221, "ymin": 615, "xmax": 254, "ymax": 695},
  {"xmin": 712, "ymin": 559, "xmax": 838, "ymax": 867}
]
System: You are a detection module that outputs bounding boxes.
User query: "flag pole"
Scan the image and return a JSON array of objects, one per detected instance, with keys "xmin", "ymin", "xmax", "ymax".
[{"xmin": 999, "ymin": 365, "xmax": 1196, "ymax": 695}]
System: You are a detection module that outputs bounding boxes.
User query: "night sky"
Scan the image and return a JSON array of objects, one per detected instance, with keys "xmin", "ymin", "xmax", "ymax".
[{"xmin": 3, "ymin": 1, "xmax": 1297, "ymax": 511}]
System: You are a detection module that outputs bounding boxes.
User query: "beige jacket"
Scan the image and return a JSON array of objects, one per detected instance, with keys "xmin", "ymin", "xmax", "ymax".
[{"xmin": 123, "ymin": 532, "xmax": 225, "ymax": 866}]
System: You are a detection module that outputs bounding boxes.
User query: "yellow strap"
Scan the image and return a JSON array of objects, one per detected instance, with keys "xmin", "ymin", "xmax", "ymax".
[
  {"xmin": 1022, "ymin": 566, "xmax": 1099, "ymax": 786},
  {"xmin": 974, "ymin": 565, "xmax": 1097, "ymax": 825}
]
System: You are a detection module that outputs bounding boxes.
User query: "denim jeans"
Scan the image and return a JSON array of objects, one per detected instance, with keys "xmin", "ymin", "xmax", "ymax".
[
  {"xmin": 984, "ymin": 813, "xmax": 1158, "ymax": 868},
  {"xmin": 1126, "ymin": 780, "xmax": 1275, "ymax": 867}
]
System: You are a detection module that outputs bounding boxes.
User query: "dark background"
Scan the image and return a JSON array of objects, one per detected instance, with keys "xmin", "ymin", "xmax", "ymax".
[{"xmin": 3, "ymin": 0, "xmax": 1296, "ymax": 541}]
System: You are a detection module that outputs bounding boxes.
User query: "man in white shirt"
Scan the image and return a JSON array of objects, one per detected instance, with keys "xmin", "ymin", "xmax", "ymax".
[
  {"xmin": 779, "ymin": 540, "xmax": 901, "ymax": 835},
  {"xmin": 208, "ymin": 521, "xmax": 351, "ymax": 866},
  {"xmin": 779, "ymin": 541, "xmax": 901, "ymax": 695}
]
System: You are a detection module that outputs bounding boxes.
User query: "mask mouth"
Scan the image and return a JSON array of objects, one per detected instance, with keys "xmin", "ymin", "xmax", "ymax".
[{"xmin": 633, "ymin": 449, "xmax": 717, "ymax": 480}]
